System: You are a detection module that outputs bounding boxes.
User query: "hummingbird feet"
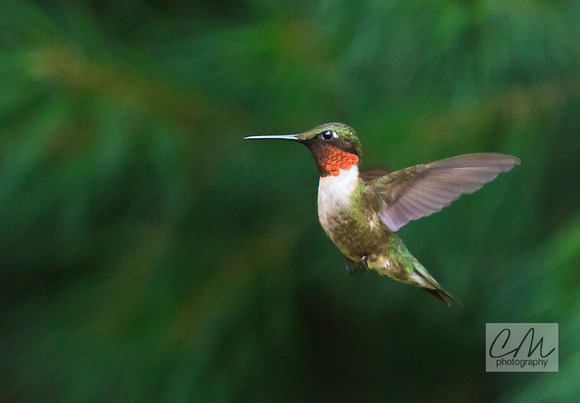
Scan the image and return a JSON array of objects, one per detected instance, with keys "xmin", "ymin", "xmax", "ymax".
[{"xmin": 344, "ymin": 255, "xmax": 369, "ymax": 274}]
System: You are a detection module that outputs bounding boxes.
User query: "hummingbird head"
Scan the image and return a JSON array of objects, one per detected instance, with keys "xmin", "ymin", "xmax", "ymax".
[{"xmin": 244, "ymin": 122, "xmax": 362, "ymax": 177}]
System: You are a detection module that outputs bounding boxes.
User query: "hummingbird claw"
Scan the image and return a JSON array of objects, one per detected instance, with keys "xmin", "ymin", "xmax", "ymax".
[{"xmin": 344, "ymin": 256, "xmax": 368, "ymax": 274}]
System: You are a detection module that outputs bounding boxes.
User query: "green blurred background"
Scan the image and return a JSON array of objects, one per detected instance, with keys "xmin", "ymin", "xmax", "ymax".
[{"xmin": 1, "ymin": 1, "xmax": 579, "ymax": 402}]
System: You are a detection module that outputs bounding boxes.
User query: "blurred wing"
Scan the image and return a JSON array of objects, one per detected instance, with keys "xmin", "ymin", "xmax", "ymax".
[
  {"xmin": 371, "ymin": 153, "xmax": 520, "ymax": 232},
  {"xmin": 359, "ymin": 166, "xmax": 391, "ymax": 182}
]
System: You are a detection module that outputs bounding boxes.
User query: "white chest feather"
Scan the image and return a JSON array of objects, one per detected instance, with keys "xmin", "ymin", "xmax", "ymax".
[{"xmin": 317, "ymin": 166, "xmax": 359, "ymax": 232}]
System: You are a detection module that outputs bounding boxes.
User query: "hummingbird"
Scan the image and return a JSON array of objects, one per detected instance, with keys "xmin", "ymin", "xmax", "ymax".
[{"xmin": 245, "ymin": 123, "xmax": 520, "ymax": 305}]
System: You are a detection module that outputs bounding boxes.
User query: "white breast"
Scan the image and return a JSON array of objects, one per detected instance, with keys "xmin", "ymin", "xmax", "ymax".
[{"xmin": 317, "ymin": 166, "xmax": 359, "ymax": 232}]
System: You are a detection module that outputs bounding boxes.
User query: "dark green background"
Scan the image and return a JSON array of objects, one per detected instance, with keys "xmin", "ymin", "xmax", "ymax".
[{"xmin": 2, "ymin": 1, "xmax": 579, "ymax": 401}]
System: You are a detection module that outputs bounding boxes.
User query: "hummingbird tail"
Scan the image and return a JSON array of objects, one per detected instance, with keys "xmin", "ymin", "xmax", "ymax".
[
  {"xmin": 422, "ymin": 284, "xmax": 462, "ymax": 307},
  {"xmin": 412, "ymin": 267, "xmax": 462, "ymax": 307},
  {"xmin": 370, "ymin": 235, "xmax": 462, "ymax": 306}
]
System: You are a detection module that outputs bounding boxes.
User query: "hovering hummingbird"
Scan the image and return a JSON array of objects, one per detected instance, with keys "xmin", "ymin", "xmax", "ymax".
[{"xmin": 245, "ymin": 123, "xmax": 520, "ymax": 305}]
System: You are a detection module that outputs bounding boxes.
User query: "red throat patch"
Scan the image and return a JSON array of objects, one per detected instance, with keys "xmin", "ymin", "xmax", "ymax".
[{"xmin": 318, "ymin": 145, "xmax": 359, "ymax": 176}]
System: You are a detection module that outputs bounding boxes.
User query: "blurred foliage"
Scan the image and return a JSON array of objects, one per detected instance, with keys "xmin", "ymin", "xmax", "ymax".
[{"xmin": 1, "ymin": 0, "xmax": 580, "ymax": 402}]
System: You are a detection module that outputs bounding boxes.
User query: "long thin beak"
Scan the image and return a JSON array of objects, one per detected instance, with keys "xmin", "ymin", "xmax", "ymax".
[{"xmin": 244, "ymin": 134, "xmax": 300, "ymax": 141}]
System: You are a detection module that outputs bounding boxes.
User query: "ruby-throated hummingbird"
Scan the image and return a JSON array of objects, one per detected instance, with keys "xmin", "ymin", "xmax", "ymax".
[{"xmin": 245, "ymin": 123, "xmax": 520, "ymax": 305}]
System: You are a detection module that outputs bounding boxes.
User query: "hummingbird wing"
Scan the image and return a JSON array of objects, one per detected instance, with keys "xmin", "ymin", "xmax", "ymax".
[
  {"xmin": 359, "ymin": 166, "xmax": 391, "ymax": 182},
  {"xmin": 370, "ymin": 153, "xmax": 520, "ymax": 232}
]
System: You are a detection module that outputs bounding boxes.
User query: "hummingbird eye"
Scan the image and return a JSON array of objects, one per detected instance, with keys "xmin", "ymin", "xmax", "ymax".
[{"xmin": 320, "ymin": 130, "xmax": 336, "ymax": 140}]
